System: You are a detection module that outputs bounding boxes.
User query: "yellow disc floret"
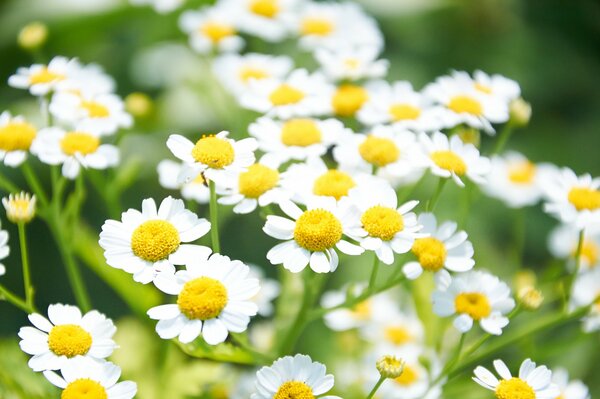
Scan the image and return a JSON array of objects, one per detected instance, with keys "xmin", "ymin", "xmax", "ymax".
[
  {"xmin": 60, "ymin": 132, "xmax": 100, "ymax": 156},
  {"xmin": 269, "ymin": 84, "xmax": 305, "ymax": 106},
  {"xmin": 280, "ymin": 119, "xmax": 322, "ymax": 147},
  {"xmin": 131, "ymin": 220, "xmax": 180, "ymax": 262},
  {"xmin": 48, "ymin": 324, "xmax": 93, "ymax": 357},
  {"xmin": 351, "ymin": 300, "xmax": 371, "ymax": 320},
  {"xmin": 301, "ymin": 17, "xmax": 334, "ymax": 36},
  {"xmin": 448, "ymin": 95, "xmax": 483, "ymax": 116},
  {"xmin": 361, "ymin": 206, "xmax": 403, "ymax": 241},
  {"xmin": 250, "ymin": 0, "xmax": 279, "ymax": 18},
  {"xmin": 0, "ymin": 121, "xmax": 37, "ymax": 151},
  {"xmin": 578, "ymin": 240, "xmax": 599, "ymax": 267},
  {"xmin": 568, "ymin": 187, "xmax": 600, "ymax": 211},
  {"xmin": 411, "ymin": 237, "xmax": 447, "ymax": 271},
  {"xmin": 454, "ymin": 292, "xmax": 492, "ymax": 320},
  {"xmin": 29, "ymin": 67, "xmax": 65, "ymax": 85},
  {"xmin": 384, "ymin": 326, "xmax": 412, "ymax": 346},
  {"xmin": 358, "ymin": 135, "xmax": 400, "ymax": 167},
  {"xmin": 431, "ymin": 150, "xmax": 467, "ymax": 176},
  {"xmin": 393, "ymin": 364, "xmax": 419, "ymax": 386},
  {"xmin": 332, "ymin": 84, "xmax": 368, "ymax": 117},
  {"xmin": 201, "ymin": 22, "xmax": 236, "ymax": 43},
  {"xmin": 239, "ymin": 163, "xmax": 279, "ymax": 198},
  {"xmin": 274, "ymin": 381, "xmax": 315, "ymax": 399},
  {"xmin": 61, "ymin": 379, "xmax": 107, "ymax": 399},
  {"xmin": 508, "ymin": 161, "xmax": 536, "ymax": 184},
  {"xmin": 81, "ymin": 101, "xmax": 110, "ymax": 118},
  {"xmin": 192, "ymin": 135, "xmax": 235, "ymax": 169},
  {"xmin": 239, "ymin": 66, "xmax": 269, "ymax": 83},
  {"xmin": 293, "ymin": 209, "xmax": 342, "ymax": 252},
  {"xmin": 177, "ymin": 277, "xmax": 228, "ymax": 320},
  {"xmin": 313, "ymin": 170, "xmax": 355, "ymax": 200},
  {"xmin": 495, "ymin": 378, "xmax": 535, "ymax": 399},
  {"xmin": 389, "ymin": 104, "xmax": 421, "ymax": 121}
]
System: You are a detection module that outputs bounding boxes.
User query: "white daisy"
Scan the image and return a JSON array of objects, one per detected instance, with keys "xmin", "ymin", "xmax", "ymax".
[
  {"xmin": 433, "ymin": 270, "xmax": 515, "ymax": 335},
  {"xmin": 315, "ymin": 46, "xmax": 388, "ymax": 82},
  {"xmin": 249, "ymin": 116, "xmax": 349, "ymax": 163},
  {"xmin": 343, "ymin": 184, "xmax": 426, "ymax": 265},
  {"xmin": 148, "ymin": 253, "xmax": 259, "ymax": 345},
  {"xmin": 18, "ymin": 304, "xmax": 117, "ymax": 372},
  {"xmin": 570, "ymin": 267, "xmax": 600, "ymax": 332},
  {"xmin": 0, "ymin": 224, "xmax": 9, "ymax": 276},
  {"xmin": 99, "ymin": 196, "xmax": 211, "ymax": 284},
  {"xmin": 252, "ymin": 354, "xmax": 341, "ymax": 399},
  {"xmin": 166, "ymin": 130, "xmax": 257, "ymax": 186},
  {"xmin": 247, "ymin": 265, "xmax": 280, "ymax": 317},
  {"xmin": 43, "ymin": 357, "xmax": 136, "ymax": 399},
  {"xmin": 179, "ymin": 4, "xmax": 244, "ymax": 54},
  {"xmin": 234, "ymin": 0, "xmax": 298, "ymax": 42},
  {"xmin": 8, "ymin": 56, "xmax": 80, "ymax": 96},
  {"xmin": 551, "ymin": 368, "xmax": 590, "ymax": 399},
  {"xmin": 543, "ymin": 167, "xmax": 600, "ymax": 231},
  {"xmin": 263, "ymin": 197, "xmax": 364, "ymax": 273},
  {"xmin": 239, "ymin": 69, "xmax": 333, "ymax": 119},
  {"xmin": 402, "ymin": 212, "xmax": 474, "ymax": 279},
  {"xmin": 548, "ymin": 224, "xmax": 600, "ymax": 272},
  {"xmin": 57, "ymin": 62, "xmax": 116, "ymax": 97},
  {"xmin": 157, "ymin": 159, "xmax": 210, "ymax": 204},
  {"xmin": 419, "ymin": 131, "xmax": 491, "ymax": 187},
  {"xmin": 0, "ymin": 111, "xmax": 37, "ymax": 167},
  {"xmin": 472, "ymin": 70, "xmax": 521, "ymax": 102},
  {"xmin": 473, "ymin": 358, "xmax": 560, "ymax": 399}
]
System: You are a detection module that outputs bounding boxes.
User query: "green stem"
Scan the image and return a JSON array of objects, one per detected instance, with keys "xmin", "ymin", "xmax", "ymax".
[
  {"xmin": 17, "ymin": 223, "xmax": 34, "ymax": 311},
  {"xmin": 0, "ymin": 283, "xmax": 34, "ymax": 313},
  {"xmin": 397, "ymin": 172, "xmax": 427, "ymax": 204},
  {"xmin": 491, "ymin": 124, "xmax": 514, "ymax": 155},
  {"xmin": 21, "ymin": 162, "xmax": 49, "ymax": 207},
  {"xmin": 429, "ymin": 333, "xmax": 467, "ymax": 387},
  {"xmin": 426, "ymin": 178, "xmax": 448, "ymax": 212},
  {"xmin": 229, "ymin": 333, "xmax": 273, "ymax": 363},
  {"xmin": 564, "ymin": 229, "xmax": 585, "ymax": 309},
  {"xmin": 0, "ymin": 173, "xmax": 19, "ymax": 194},
  {"xmin": 366, "ymin": 376, "xmax": 385, "ymax": 399},
  {"xmin": 278, "ymin": 271, "xmax": 315, "ymax": 355},
  {"xmin": 367, "ymin": 255, "xmax": 380, "ymax": 294},
  {"xmin": 209, "ymin": 180, "xmax": 220, "ymax": 253}
]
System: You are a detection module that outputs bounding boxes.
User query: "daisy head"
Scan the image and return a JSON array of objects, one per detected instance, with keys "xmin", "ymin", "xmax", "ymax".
[
  {"xmin": 473, "ymin": 358, "xmax": 560, "ymax": 399},
  {"xmin": 157, "ymin": 159, "xmax": 210, "ymax": 204},
  {"xmin": 433, "ymin": 270, "xmax": 515, "ymax": 335},
  {"xmin": 314, "ymin": 46, "xmax": 389, "ymax": 82},
  {"xmin": 403, "ymin": 212, "xmax": 474, "ymax": 279},
  {"xmin": 166, "ymin": 131, "xmax": 257, "ymax": 186},
  {"xmin": 235, "ymin": 0, "xmax": 298, "ymax": 42},
  {"xmin": 99, "ymin": 197, "xmax": 211, "ymax": 284},
  {"xmin": 30, "ymin": 124, "xmax": 119, "ymax": 180},
  {"xmin": 3, "ymin": 191, "xmax": 36, "ymax": 224},
  {"xmin": 420, "ymin": 131, "xmax": 491, "ymax": 187},
  {"xmin": 148, "ymin": 253, "xmax": 259, "ymax": 345},
  {"xmin": 264, "ymin": 197, "xmax": 364, "ymax": 273},
  {"xmin": 551, "ymin": 368, "xmax": 590, "ymax": 399},
  {"xmin": 0, "ymin": 111, "xmax": 37, "ymax": 167},
  {"xmin": 472, "ymin": 70, "xmax": 521, "ymax": 103},
  {"xmin": 179, "ymin": 4, "xmax": 244, "ymax": 54},
  {"xmin": 548, "ymin": 224, "xmax": 600, "ymax": 273},
  {"xmin": 43, "ymin": 357, "xmax": 136, "ymax": 399},
  {"xmin": 18, "ymin": 304, "xmax": 117, "ymax": 371},
  {"xmin": 252, "ymin": 354, "xmax": 340, "ymax": 399},
  {"xmin": 329, "ymin": 83, "xmax": 370, "ymax": 117},
  {"xmin": 8, "ymin": 56, "xmax": 80, "ymax": 96},
  {"xmin": 320, "ymin": 285, "xmax": 382, "ymax": 331}
]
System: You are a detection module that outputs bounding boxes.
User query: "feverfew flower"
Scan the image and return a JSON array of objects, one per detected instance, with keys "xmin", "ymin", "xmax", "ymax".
[
  {"xmin": 473, "ymin": 358, "xmax": 560, "ymax": 399},
  {"xmin": 234, "ymin": 0, "xmax": 298, "ymax": 42},
  {"xmin": 403, "ymin": 213, "xmax": 474, "ymax": 279},
  {"xmin": 320, "ymin": 286, "xmax": 381, "ymax": 331},
  {"xmin": 179, "ymin": 4, "xmax": 244, "ymax": 54},
  {"xmin": 264, "ymin": 197, "xmax": 364, "ymax": 273},
  {"xmin": 329, "ymin": 83, "xmax": 371, "ymax": 118},
  {"xmin": 2, "ymin": 192, "xmax": 36, "ymax": 224},
  {"xmin": 570, "ymin": 267, "xmax": 600, "ymax": 332},
  {"xmin": 315, "ymin": 46, "xmax": 388, "ymax": 82},
  {"xmin": 360, "ymin": 298, "xmax": 424, "ymax": 349},
  {"xmin": 18, "ymin": 304, "xmax": 117, "ymax": 371},
  {"xmin": 0, "ymin": 224, "xmax": 8, "ymax": 276},
  {"xmin": 0, "ymin": 111, "xmax": 37, "ymax": 167},
  {"xmin": 157, "ymin": 159, "xmax": 210, "ymax": 204},
  {"xmin": 148, "ymin": 253, "xmax": 259, "ymax": 345},
  {"xmin": 471, "ymin": 70, "xmax": 521, "ymax": 103},
  {"xmin": 433, "ymin": 271, "xmax": 515, "ymax": 335},
  {"xmin": 419, "ymin": 131, "xmax": 491, "ymax": 187},
  {"xmin": 248, "ymin": 266, "xmax": 280, "ymax": 317},
  {"xmin": 252, "ymin": 354, "xmax": 340, "ymax": 399},
  {"xmin": 551, "ymin": 368, "xmax": 590, "ymax": 399},
  {"xmin": 8, "ymin": 56, "xmax": 79, "ymax": 96},
  {"xmin": 99, "ymin": 197, "xmax": 211, "ymax": 284},
  {"xmin": 548, "ymin": 225, "xmax": 600, "ymax": 272}
]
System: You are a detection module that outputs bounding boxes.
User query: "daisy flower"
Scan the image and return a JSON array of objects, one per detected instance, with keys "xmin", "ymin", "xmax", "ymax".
[
  {"xmin": 433, "ymin": 270, "xmax": 515, "ymax": 335},
  {"xmin": 0, "ymin": 223, "xmax": 8, "ymax": 276},
  {"xmin": 234, "ymin": 0, "xmax": 298, "ymax": 42},
  {"xmin": 471, "ymin": 70, "xmax": 521, "ymax": 102},
  {"xmin": 252, "ymin": 354, "xmax": 341, "ymax": 399},
  {"xmin": 179, "ymin": 4, "xmax": 244, "ymax": 54},
  {"xmin": 157, "ymin": 159, "xmax": 210, "ymax": 204},
  {"xmin": 329, "ymin": 82, "xmax": 372, "ymax": 118},
  {"xmin": 570, "ymin": 267, "xmax": 600, "ymax": 332},
  {"xmin": 320, "ymin": 285, "xmax": 378, "ymax": 331},
  {"xmin": 419, "ymin": 131, "xmax": 491, "ymax": 187},
  {"xmin": 43, "ymin": 357, "xmax": 136, "ymax": 399},
  {"xmin": 548, "ymin": 224, "xmax": 600, "ymax": 272},
  {"xmin": 99, "ymin": 197, "xmax": 211, "ymax": 284},
  {"xmin": 543, "ymin": 167, "xmax": 600, "ymax": 231},
  {"xmin": 8, "ymin": 56, "xmax": 80, "ymax": 96},
  {"xmin": 166, "ymin": 130, "xmax": 257, "ymax": 186},
  {"xmin": 473, "ymin": 358, "xmax": 560, "ymax": 399},
  {"xmin": 58, "ymin": 62, "xmax": 116, "ymax": 97},
  {"xmin": 2, "ymin": 192, "xmax": 36, "ymax": 224},
  {"xmin": 0, "ymin": 111, "xmax": 37, "ymax": 167},
  {"xmin": 248, "ymin": 265, "xmax": 280, "ymax": 317},
  {"xmin": 263, "ymin": 197, "xmax": 364, "ymax": 273},
  {"xmin": 402, "ymin": 212, "xmax": 474, "ymax": 279},
  {"xmin": 148, "ymin": 253, "xmax": 259, "ymax": 345},
  {"xmin": 343, "ymin": 184, "xmax": 426, "ymax": 265},
  {"xmin": 315, "ymin": 46, "xmax": 388, "ymax": 82},
  {"xmin": 240, "ymin": 68, "xmax": 333, "ymax": 119},
  {"xmin": 248, "ymin": 116, "xmax": 349, "ymax": 163},
  {"xmin": 18, "ymin": 304, "xmax": 117, "ymax": 372},
  {"xmin": 551, "ymin": 368, "xmax": 590, "ymax": 399}
]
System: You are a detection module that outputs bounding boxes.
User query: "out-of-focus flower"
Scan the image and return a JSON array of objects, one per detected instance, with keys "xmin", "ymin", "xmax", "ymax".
[
  {"xmin": 548, "ymin": 225, "xmax": 600, "ymax": 272},
  {"xmin": 315, "ymin": 46, "xmax": 388, "ymax": 82},
  {"xmin": 518, "ymin": 286, "xmax": 543, "ymax": 310},
  {"xmin": 179, "ymin": 4, "xmax": 244, "ymax": 54},
  {"xmin": 125, "ymin": 92, "xmax": 153, "ymax": 118},
  {"xmin": 234, "ymin": 0, "xmax": 298, "ymax": 42},
  {"xmin": 18, "ymin": 22, "xmax": 48, "ymax": 50},
  {"xmin": 0, "ymin": 222, "xmax": 8, "ymax": 276},
  {"xmin": 8, "ymin": 56, "xmax": 80, "ymax": 96},
  {"xmin": 157, "ymin": 159, "xmax": 210, "ymax": 204},
  {"xmin": 551, "ymin": 368, "xmax": 590, "ymax": 399},
  {"xmin": 247, "ymin": 266, "xmax": 280, "ymax": 317},
  {"xmin": 509, "ymin": 97, "xmax": 532, "ymax": 127},
  {"xmin": 0, "ymin": 111, "xmax": 37, "ymax": 167},
  {"xmin": 570, "ymin": 267, "xmax": 600, "ymax": 332},
  {"xmin": 471, "ymin": 70, "xmax": 521, "ymax": 102},
  {"xmin": 2, "ymin": 192, "xmax": 36, "ymax": 224}
]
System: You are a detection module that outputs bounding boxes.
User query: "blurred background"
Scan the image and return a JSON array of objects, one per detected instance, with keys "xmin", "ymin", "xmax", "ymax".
[{"xmin": 0, "ymin": 0, "xmax": 599, "ymax": 397}]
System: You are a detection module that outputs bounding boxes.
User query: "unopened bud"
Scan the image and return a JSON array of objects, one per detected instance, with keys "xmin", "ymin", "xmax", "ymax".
[
  {"xmin": 518, "ymin": 286, "xmax": 543, "ymax": 310},
  {"xmin": 509, "ymin": 98, "xmax": 531, "ymax": 128},
  {"xmin": 376, "ymin": 355, "xmax": 405, "ymax": 379},
  {"xmin": 125, "ymin": 92, "xmax": 153, "ymax": 118},
  {"xmin": 2, "ymin": 192, "xmax": 36, "ymax": 224},
  {"xmin": 18, "ymin": 22, "xmax": 48, "ymax": 51}
]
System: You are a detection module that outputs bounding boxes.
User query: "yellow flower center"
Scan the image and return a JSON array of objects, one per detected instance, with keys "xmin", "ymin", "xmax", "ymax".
[
  {"xmin": 293, "ymin": 209, "xmax": 342, "ymax": 252},
  {"xmin": 358, "ymin": 135, "xmax": 400, "ymax": 167},
  {"xmin": 29, "ymin": 67, "xmax": 65, "ymax": 85},
  {"xmin": 48, "ymin": 324, "xmax": 92, "ymax": 357},
  {"xmin": 269, "ymin": 84, "xmax": 305, "ymax": 106},
  {"xmin": 4, "ymin": 196, "xmax": 34, "ymax": 223},
  {"xmin": 274, "ymin": 381, "xmax": 315, "ymax": 399},
  {"xmin": 313, "ymin": 170, "xmax": 356, "ymax": 200},
  {"xmin": 360, "ymin": 206, "xmax": 403, "ymax": 241},
  {"xmin": 177, "ymin": 277, "xmax": 228, "ymax": 320},
  {"xmin": 81, "ymin": 101, "xmax": 110, "ymax": 118},
  {"xmin": 454, "ymin": 292, "xmax": 492, "ymax": 320},
  {"xmin": 239, "ymin": 66, "xmax": 269, "ymax": 83},
  {"xmin": 448, "ymin": 95, "xmax": 483, "ymax": 116},
  {"xmin": 495, "ymin": 378, "xmax": 535, "ymax": 399},
  {"xmin": 60, "ymin": 132, "xmax": 100, "ymax": 156},
  {"xmin": 394, "ymin": 365, "xmax": 419, "ymax": 386},
  {"xmin": 568, "ymin": 187, "xmax": 600, "ymax": 211},
  {"xmin": 192, "ymin": 136, "xmax": 235, "ymax": 169},
  {"xmin": 351, "ymin": 299, "xmax": 371, "ymax": 320},
  {"xmin": 250, "ymin": 0, "xmax": 279, "ymax": 18},
  {"xmin": 507, "ymin": 161, "xmax": 536, "ymax": 184},
  {"xmin": 411, "ymin": 237, "xmax": 447, "ymax": 271},
  {"xmin": 201, "ymin": 22, "xmax": 235, "ymax": 43},
  {"xmin": 61, "ymin": 379, "xmax": 107, "ymax": 399},
  {"xmin": 239, "ymin": 163, "xmax": 279, "ymax": 198},
  {"xmin": 280, "ymin": 119, "xmax": 322, "ymax": 147},
  {"xmin": 575, "ymin": 241, "xmax": 599, "ymax": 267},
  {"xmin": 475, "ymin": 82, "xmax": 493, "ymax": 94},
  {"xmin": 384, "ymin": 325, "xmax": 412, "ymax": 345},
  {"xmin": 389, "ymin": 104, "xmax": 421, "ymax": 121},
  {"xmin": 332, "ymin": 84, "xmax": 368, "ymax": 117},
  {"xmin": 431, "ymin": 150, "xmax": 467, "ymax": 176},
  {"xmin": 301, "ymin": 17, "xmax": 334, "ymax": 36},
  {"xmin": 131, "ymin": 220, "xmax": 180, "ymax": 262},
  {"xmin": 0, "ymin": 121, "xmax": 37, "ymax": 151}
]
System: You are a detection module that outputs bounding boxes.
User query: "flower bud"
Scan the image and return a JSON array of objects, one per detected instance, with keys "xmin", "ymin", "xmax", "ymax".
[
  {"xmin": 518, "ymin": 286, "xmax": 543, "ymax": 310},
  {"xmin": 509, "ymin": 98, "xmax": 531, "ymax": 127},
  {"xmin": 376, "ymin": 355, "xmax": 405, "ymax": 379},
  {"xmin": 2, "ymin": 192, "xmax": 36, "ymax": 224},
  {"xmin": 125, "ymin": 92, "xmax": 153, "ymax": 118},
  {"xmin": 18, "ymin": 22, "xmax": 48, "ymax": 51}
]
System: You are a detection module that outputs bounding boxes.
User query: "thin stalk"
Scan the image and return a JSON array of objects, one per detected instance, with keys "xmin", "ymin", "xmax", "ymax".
[
  {"xmin": 429, "ymin": 333, "xmax": 467, "ymax": 387},
  {"xmin": 209, "ymin": 180, "xmax": 220, "ymax": 253},
  {"xmin": 565, "ymin": 229, "xmax": 585, "ymax": 309},
  {"xmin": 366, "ymin": 376, "xmax": 385, "ymax": 399},
  {"xmin": 17, "ymin": 222, "xmax": 34, "ymax": 310},
  {"xmin": 491, "ymin": 124, "xmax": 514, "ymax": 155},
  {"xmin": 229, "ymin": 333, "xmax": 273, "ymax": 363},
  {"xmin": 0, "ymin": 283, "xmax": 34, "ymax": 313},
  {"xmin": 0, "ymin": 173, "xmax": 19, "ymax": 194},
  {"xmin": 398, "ymin": 172, "xmax": 427, "ymax": 204},
  {"xmin": 426, "ymin": 178, "xmax": 448, "ymax": 212},
  {"xmin": 367, "ymin": 255, "xmax": 380, "ymax": 294},
  {"xmin": 21, "ymin": 162, "xmax": 49, "ymax": 206},
  {"xmin": 277, "ymin": 272, "xmax": 315, "ymax": 355}
]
